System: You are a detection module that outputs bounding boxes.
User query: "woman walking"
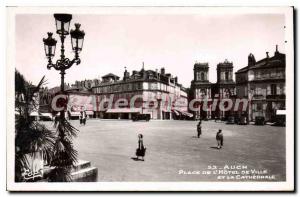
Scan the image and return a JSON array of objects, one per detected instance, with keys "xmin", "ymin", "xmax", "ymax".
[{"xmin": 136, "ymin": 134, "xmax": 146, "ymax": 161}]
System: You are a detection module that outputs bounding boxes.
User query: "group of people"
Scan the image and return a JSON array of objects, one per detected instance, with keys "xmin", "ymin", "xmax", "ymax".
[
  {"xmin": 134, "ymin": 122, "xmax": 224, "ymax": 162},
  {"xmin": 196, "ymin": 120, "xmax": 224, "ymax": 149}
]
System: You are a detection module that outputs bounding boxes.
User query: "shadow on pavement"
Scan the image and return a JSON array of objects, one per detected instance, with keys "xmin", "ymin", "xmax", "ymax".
[{"xmin": 130, "ymin": 157, "xmax": 144, "ymax": 161}]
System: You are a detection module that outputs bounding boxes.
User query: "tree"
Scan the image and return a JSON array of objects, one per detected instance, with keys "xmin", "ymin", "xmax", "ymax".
[
  {"xmin": 15, "ymin": 70, "xmax": 79, "ymax": 182},
  {"xmin": 15, "ymin": 70, "xmax": 55, "ymax": 181}
]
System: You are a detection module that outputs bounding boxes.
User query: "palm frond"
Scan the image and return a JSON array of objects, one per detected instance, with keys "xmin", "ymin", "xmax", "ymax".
[
  {"xmin": 56, "ymin": 118, "xmax": 79, "ymax": 138},
  {"xmin": 15, "ymin": 69, "xmax": 79, "ymax": 182}
]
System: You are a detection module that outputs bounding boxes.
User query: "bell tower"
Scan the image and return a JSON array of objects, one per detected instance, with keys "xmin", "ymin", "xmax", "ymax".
[
  {"xmin": 194, "ymin": 62, "xmax": 209, "ymax": 82},
  {"xmin": 216, "ymin": 59, "xmax": 233, "ymax": 83}
]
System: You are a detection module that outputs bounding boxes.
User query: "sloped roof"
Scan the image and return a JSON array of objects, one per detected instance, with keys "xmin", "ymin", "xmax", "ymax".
[
  {"xmin": 236, "ymin": 52, "xmax": 285, "ymax": 74},
  {"xmin": 102, "ymin": 73, "xmax": 120, "ymax": 78}
]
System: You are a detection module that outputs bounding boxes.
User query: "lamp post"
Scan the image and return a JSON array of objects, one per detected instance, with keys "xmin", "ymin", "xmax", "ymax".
[{"xmin": 43, "ymin": 14, "xmax": 85, "ymax": 118}]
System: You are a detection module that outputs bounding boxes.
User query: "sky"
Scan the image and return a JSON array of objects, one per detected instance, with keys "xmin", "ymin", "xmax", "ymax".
[{"xmin": 15, "ymin": 13, "xmax": 285, "ymax": 88}]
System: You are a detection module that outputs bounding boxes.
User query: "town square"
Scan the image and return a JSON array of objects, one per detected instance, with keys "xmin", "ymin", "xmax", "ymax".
[
  {"xmin": 41, "ymin": 119, "xmax": 286, "ymax": 182},
  {"xmin": 8, "ymin": 6, "xmax": 294, "ymax": 192}
]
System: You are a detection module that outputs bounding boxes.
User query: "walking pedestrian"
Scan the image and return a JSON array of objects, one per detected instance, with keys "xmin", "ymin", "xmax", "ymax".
[
  {"xmin": 216, "ymin": 129, "xmax": 224, "ymax": 149},
  {"xmin": 197, "ymin": 121, "xmax": 202, "ymax": 138},
  {"xmin": 82, "ymin": 110, "xmax": 87, "ymax": 125},
  {"xmin": 136, "ymin": 134, "xmax": 146, "ymax": 161},
  {"xmin": 79, "ymin": 111, "xmax": 83, "ymax": 125}
]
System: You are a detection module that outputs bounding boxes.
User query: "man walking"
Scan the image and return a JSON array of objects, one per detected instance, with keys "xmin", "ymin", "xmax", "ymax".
[{"xmin": 216, "ymin": 129, "xmax": 224, "ymax": 149}]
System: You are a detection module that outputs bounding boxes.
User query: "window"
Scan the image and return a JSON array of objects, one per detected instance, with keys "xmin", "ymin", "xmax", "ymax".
[
  {"xmin": 196, "ymin": 72, "xmax": 201, "ymax": 81},
  {"xmin": 255, "ymin": 71, "xmax": 261, "ymax": 79},
  {"xmin": 138, "ymin": 83, "xmax": 142, "ymax": 90},
  {"xmin": 271, "ymin": 71, "xmax": 276, "ymax": 78},
  {"xmin": 225, "ymin": 72, "xmax": 229, "ymax": 81},
  {"xmin": 255, "ymin": 87, "xmax": 262, "ymax": 95},
  {"xmin": 201, "ymin": 72, "xmax": 205, "ymax": 81},
  {"xmin": 271, "ymin": 84, "xmax": 277, "ymax": 95},
  {"xmin": 200, "ymin": 89, "xmax": 206, "ymax": 97},
  {"xmin": 256, "ymin": 103, "xmax": 263, "ymax": 111}
]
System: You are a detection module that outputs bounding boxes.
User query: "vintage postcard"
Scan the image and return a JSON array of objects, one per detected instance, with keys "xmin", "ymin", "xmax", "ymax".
[{"xmin": 6, "ymin": 6, "xmax": 294, "ymax": 191}]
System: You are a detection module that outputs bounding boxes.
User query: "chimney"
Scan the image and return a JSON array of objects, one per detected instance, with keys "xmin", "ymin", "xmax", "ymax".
[
  {"xmin": 174, "ymin": 77, "xmax": 178, "ymax": 84},
  {"xmin": 160, "ymin": 67, "xmax": 165, "ymax": 75},
  {"xmin": 274, "ymin": 45, "xmax": 280, "ymax": 56},
  {"xmin": 266, "ymin": 52, "xmax": 269, "ymax": 58}
]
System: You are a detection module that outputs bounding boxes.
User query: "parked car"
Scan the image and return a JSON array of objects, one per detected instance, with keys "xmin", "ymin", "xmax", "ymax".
[
  {"xmin": 132, "ymin": 114, "xmax": 151, "ymax": 121},
  {"xmin": 255, "ymin": 116, "xmax": 265, "ymax": 125},
  {"xmin": 226, "ymin": 116, "xmax": 235, "ymax": 124},
  {"xmin": 238, "ymin": 116, "xmax": 248, "ymax": 125},
  {"xmin": 272, "ymin": 115, "xmax": 286, "ymax": 127}
]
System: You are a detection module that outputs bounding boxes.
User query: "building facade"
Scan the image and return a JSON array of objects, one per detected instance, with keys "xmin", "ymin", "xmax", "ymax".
[
  {"xmin": 39, "ymin": 66, "xmax": 190, "ymax": 120},
  {"xmin": 190, "ymin": 63, "xmax": 212, "ymax": 120},
  {"xmin": 190, "ymin": 60, "xmax": 236, "ymax": 120},
  {"xmin": 91, "ymin": 67, "xmax": 190, "ymax": 120},
  {"xmin": 211, "ymin": 59, "xmax": 236, "ymax": 120},
  {"xmin": 235, "ymin": 45, "xmax": 286, "ymax": 122}
]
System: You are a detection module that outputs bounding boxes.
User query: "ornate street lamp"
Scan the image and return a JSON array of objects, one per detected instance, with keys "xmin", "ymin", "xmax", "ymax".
[
  {"xmin": 54, "ymin": 14, "xmax": 72, "ymax": 35},
  {"xmin": 42, "ymin": 14, "xmax": 86, "ymax": 182},
  {"xmin": 70, "ymin": 23, "xmax": 85, "ymax": 61},
  {"xmin": 43, "ymin": 32, "xmax": 57, "ymax": 58},
  {"xmin": 43, "ymin": 13, "xmax": 85, "ymax": 116}
]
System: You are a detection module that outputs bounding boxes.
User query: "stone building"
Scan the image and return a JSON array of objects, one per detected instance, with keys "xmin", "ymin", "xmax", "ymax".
[
  {"xmin": 211, "ymin": 59, "xmax": 236, "ymax": 120},
  {"xmin": 190, "ymin": 60, "xmax": 236, "ymax": 120},
  {"xmin": 190, "ymin": 62, "xmax": 212, "ymax": 120},
  {"xmin": 91, "ymin": 66, "xmax": 190, "ymax": 120},
  {"xmin": 38, "ymin": 66, "xmax": 190, "ymax": 120},
  {"xmin": 235, "ymin": 45, "xmax": 286, "ymax": 122}
]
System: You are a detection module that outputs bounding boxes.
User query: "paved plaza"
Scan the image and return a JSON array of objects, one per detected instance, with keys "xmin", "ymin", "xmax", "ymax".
[{"xmin": 61, "ymin": 119, "xmax": 285, "ymax": 182}]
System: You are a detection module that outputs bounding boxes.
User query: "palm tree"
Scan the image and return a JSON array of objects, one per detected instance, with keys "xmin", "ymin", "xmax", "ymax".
[
  {"xmin": 15, "ymin": 70, "xmax": 79, "ymax": 182},
  {"xmin": 15, "ymin": 70, "xmax": 55, "ymax": 182},
  {"xmin": 48, "ymin": 117, "xmax": 79, "ymax": 182}
]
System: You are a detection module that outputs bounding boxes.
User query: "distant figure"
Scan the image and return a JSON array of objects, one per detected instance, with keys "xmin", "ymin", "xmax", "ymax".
[
  {"xmin": 136, "ymin": 134, "xmax": 146, "ymax": 161},
  {"xmin": 79, "ymin": 111, "xmax": 83, "ymax": 125},
  {"xmin": 197, "ymin": 121, "xmax": 202, "ymax": 138},
  {"xmin": 82, "ymin": 111, "xmax": 87, "ymax": 125},
  {"xmin": 216, "ymin": 129, "xmax": 224, "ymax": 149}
]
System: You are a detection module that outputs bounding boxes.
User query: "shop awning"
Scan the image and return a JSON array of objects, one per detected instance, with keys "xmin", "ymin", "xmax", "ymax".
[
  {"xmin": 69, "ymin": 111, "xmax": 94, "ymax": 116},
  {"xmin": 85, "ymin": 111, "xmax": 94, "ymax": 115},
  {"xmin": 30, "ymin": 112, "xmax": 39, "ymax": 116},
  {"xmin": 40, "ymin": 113, "xmax": 53, "ymax": 118},
  {"xmin": 175, "ymin": 109, "xmax": 193, "ymax": 118},
  {"xmin": 106, "ymin": 108, "xmax": 141, "ymax": 113},
  {"xmin": 70, "ymin": 112, "xmax": 81, "ymax": 116}
]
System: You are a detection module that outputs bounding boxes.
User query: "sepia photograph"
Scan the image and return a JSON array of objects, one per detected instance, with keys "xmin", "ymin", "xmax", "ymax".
[{"xmin": 6, "ymin": 6, "xmax": 294, "ymax": 191}]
